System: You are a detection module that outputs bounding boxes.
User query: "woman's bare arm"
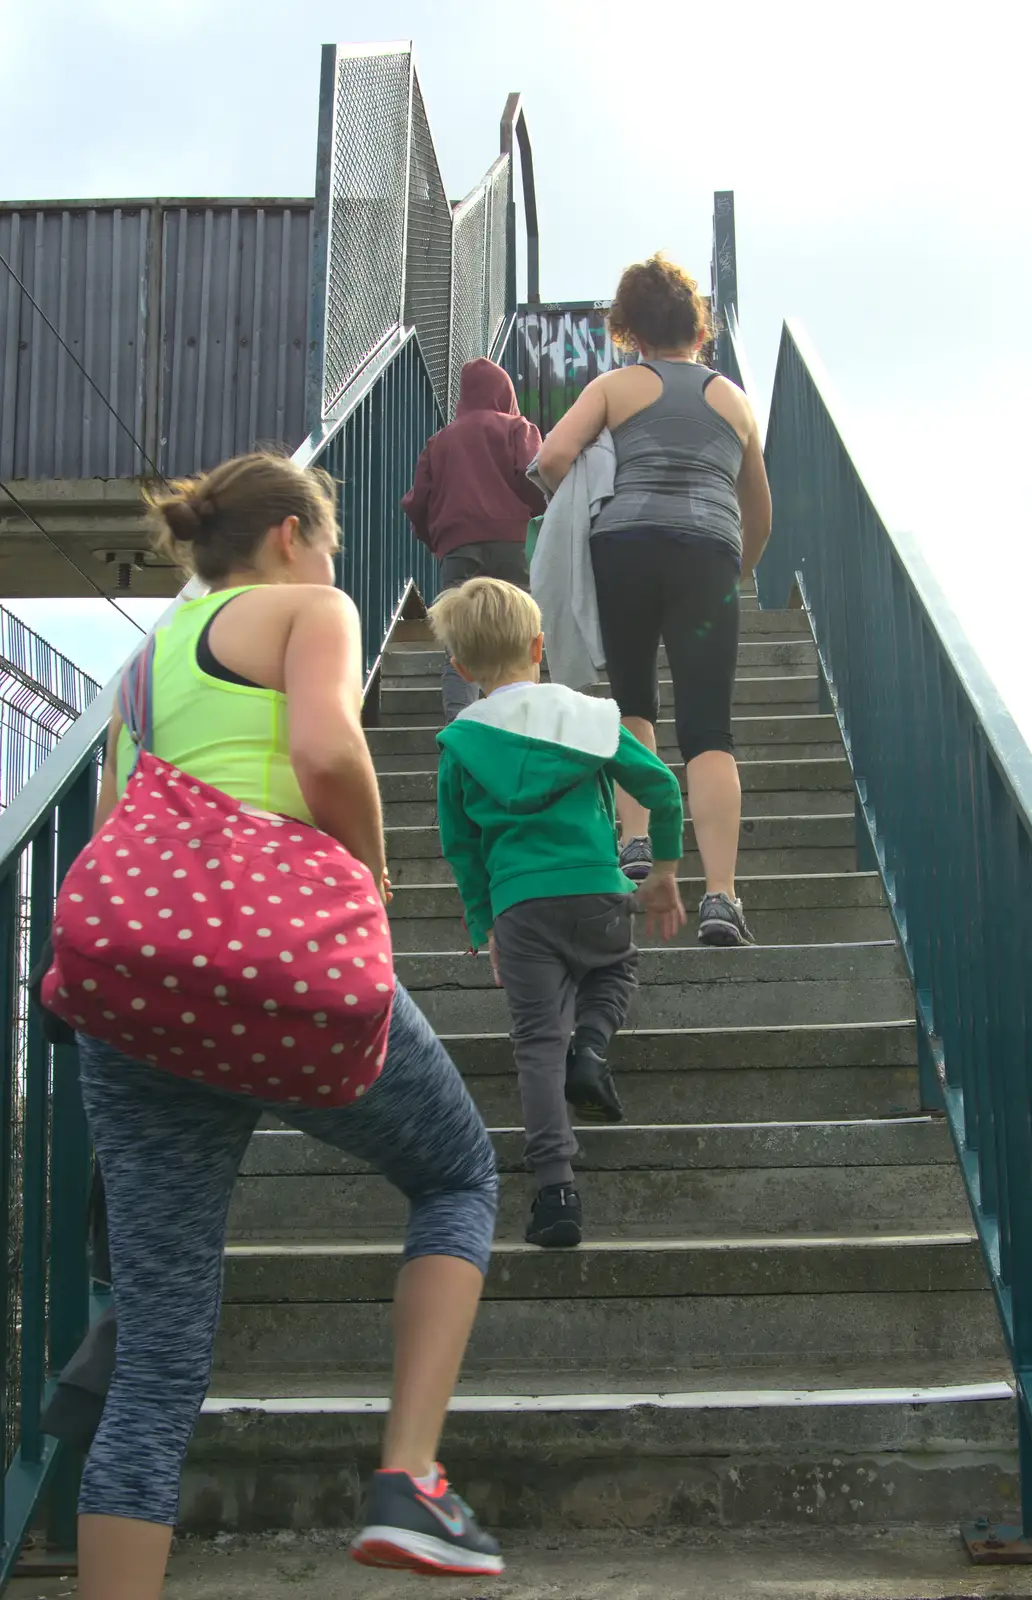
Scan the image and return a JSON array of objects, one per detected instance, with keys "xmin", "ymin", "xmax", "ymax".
[
  {"xmin": 283, "ymin": 588, "xmax": 387, "ymax": 890},
  {"xmin": 737, "ymin": 418, "xmax": 772, "ymax": 578}
]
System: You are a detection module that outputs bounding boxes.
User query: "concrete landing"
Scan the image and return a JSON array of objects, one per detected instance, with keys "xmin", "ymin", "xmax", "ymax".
[{"xmin": 13, "ymin": 1528, "xmax": 1032, "ymax": 1598}]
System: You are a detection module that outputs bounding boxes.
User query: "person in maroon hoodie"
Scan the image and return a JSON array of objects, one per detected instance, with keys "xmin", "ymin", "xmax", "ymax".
[{"xmin": 402, "ymin": 358, "xmax": 545, "ymax": 721}]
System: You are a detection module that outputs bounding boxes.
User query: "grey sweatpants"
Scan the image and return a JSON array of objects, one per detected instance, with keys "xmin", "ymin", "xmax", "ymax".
[{"xmin": 492, "ymin": 893, "xmax": 638, "ymax": 1187}]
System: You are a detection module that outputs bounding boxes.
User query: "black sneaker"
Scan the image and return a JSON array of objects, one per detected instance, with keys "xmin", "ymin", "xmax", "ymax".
[
  {"xmin": 698, "ymin": 891, "xmax": 756, "ymax": 947},
  {"xmin": 565, "ymin": 1042, "xmax": 624, "ymax": 1124},
  {"xmin": 526, "ymin": 1182, "xmax": 583, "ymax": 1248},
  {"xmin": 619, "ymin": 835, "xmax": 653, "ymax": 882},
  {"xmin": 350, "ymin": 1466, "xmax": 503, "ymax": 1576}
]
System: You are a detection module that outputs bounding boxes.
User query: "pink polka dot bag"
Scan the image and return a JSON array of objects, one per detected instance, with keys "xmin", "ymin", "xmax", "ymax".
[{"xmin": 42, "ymin": 632, "xmax": 394, "ymax": 1107}]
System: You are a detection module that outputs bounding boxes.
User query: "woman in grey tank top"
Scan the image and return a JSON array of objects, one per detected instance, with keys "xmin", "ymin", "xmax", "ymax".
[{"xmin": 537, "ymin": 256, "xmax": 772, "ymax": 946}]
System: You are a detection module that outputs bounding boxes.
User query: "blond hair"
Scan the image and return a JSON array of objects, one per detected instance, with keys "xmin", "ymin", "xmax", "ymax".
[{"xmin": 428, "ymin": 578, "xmax": 542, "ymax": 681}]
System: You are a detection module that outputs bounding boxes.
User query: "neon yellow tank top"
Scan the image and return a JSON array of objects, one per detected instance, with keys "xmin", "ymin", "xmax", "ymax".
[{"xmin": 116, "ymin": 586, "xmax": 313, "ymax": 824}]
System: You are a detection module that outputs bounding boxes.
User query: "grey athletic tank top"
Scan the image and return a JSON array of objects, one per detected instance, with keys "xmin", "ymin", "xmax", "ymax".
[{"xmin": 591, "ymin": 360, "xmax": 744, "ymax": 557}]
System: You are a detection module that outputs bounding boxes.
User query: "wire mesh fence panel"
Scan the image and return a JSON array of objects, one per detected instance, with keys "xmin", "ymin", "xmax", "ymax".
[
  {"xmin": 485, "ymin": 160, "xmax": 511, "ymax": 354},
  {"xmin": 448, "ymin": 189, "xmax": 489, "ymax": 417},
  {"xmin": 403, "ymin": 74, "xmax": 452, "ymax": 410},
  {"xmin": 322, "ymin": 48, "xmax": 411, "ymax": 414},
  {"xmin": 313, "ymin": 47, "xmax": 518, "ymax": 422},
  {"xmin": 0, "ymin": 607, "xmax": 100, "ymax": 813}
]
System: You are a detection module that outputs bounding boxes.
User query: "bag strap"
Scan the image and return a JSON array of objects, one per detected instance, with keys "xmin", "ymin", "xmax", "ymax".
[{"xmin": 115, "ymin": 633, "xmax": 157, "ymax": 774}]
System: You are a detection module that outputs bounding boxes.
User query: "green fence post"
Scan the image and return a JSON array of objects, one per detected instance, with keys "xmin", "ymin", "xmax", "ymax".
[{"xmin": 46, "ymin": 771, "xmax": 95, "ymax": 1552}]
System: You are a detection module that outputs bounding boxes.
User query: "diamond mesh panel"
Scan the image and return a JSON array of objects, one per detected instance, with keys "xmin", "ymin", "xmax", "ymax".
[
  {"xmin": 485, "ymin": 161, "xmax": 510, "ymax": 351},
  {"xmin": 322, "ymin": 50, "xmax": 410, "ymax": 413},
  {"xmin": 403, "ymin": 75, "xmax": 452, "ymax": 409},
  {"xmin": 448, "ymin": 188, "xmax": 488, "ymax": 416}
]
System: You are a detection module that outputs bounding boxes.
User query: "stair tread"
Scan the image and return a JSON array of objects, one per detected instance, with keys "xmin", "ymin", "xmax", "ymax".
[
  {"xmin": 206, "ymin": 1358, "xmax": 1013, "ymax": 1405},
  {"xmin": 243, "ymin": 1115, "xmax": 949, "ymax": 1174},
  {"xmin": 227, "ymin": 1229, "xmax": 976, "ymax": 1256},
  {"xmin": 222, "ymin": 1231, "xmax": 986, "ymax": 1301}
]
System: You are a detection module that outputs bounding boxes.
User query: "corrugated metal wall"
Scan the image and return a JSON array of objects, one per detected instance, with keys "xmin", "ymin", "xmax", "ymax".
[{"xmin": 0, "ymin": 200, "xmax": 313, "ymax": 481}]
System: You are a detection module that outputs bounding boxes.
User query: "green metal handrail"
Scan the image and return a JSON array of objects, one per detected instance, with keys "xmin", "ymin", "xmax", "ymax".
[
  {"xmin": 753, "ymin": 315, "xmax": 1032, "ymax": 1543},
  {"xmin": 0, "ymin": 323, "xmax": 443, "ymax": 1582}
]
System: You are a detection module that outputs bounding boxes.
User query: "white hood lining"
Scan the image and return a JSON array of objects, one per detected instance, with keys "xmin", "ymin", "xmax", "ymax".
[{"xmin": 457, "ymin": 684, "xmax": 621, "ymax": 759}]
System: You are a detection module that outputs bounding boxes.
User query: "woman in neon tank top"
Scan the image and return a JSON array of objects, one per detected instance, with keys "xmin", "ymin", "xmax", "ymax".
[{"xmin": 76, "ymin": 453, "xmax": 502, "ymax": 1596}]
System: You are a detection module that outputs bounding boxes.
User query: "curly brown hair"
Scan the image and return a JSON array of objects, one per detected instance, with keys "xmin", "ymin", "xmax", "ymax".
[{"xmin": 607, "ymin": 253, "xmax": 712, "ymax": 355}]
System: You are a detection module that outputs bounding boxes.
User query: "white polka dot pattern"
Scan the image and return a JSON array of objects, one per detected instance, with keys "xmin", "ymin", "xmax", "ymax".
[{"xmin": 42, "ymin": 752, "xmax": 393, "ymax": 1108}]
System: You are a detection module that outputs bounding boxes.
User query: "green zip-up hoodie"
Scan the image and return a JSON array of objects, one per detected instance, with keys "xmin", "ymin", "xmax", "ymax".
[{"xmin": 436, "ymin": 683, "xmax": 684, "ymax": 949}]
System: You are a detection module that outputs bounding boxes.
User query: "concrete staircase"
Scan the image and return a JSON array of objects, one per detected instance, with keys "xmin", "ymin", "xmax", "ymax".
[{"xmin": 185, "ymin": 594, "xmax": 1016, "ymax": 1536}]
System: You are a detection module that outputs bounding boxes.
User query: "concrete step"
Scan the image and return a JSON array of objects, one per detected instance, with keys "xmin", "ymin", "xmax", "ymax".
[
  {"xmin": 368, "ymin": 713, "xmax": 844, "ymax": 768},
  {"xmin": 378, "ymin": 757, "xmax": 855, "ymax": 823},
  {"xmin": 385, "ymin": 811, "xmax": 853, "ymax": 861},
  {"xmin": 216, "ymin": 1235, "xmax": 997, "ymax": 1376},
  {"xmin": 377, "ymin": 676, "xmax": 820, "ymax": 725},
  {"xmin": 381, "ymin": 636, "xmax": 820, "ymax": 678},
  {"xmin": 186, "ymin": 1363, "xmax": 1017, "ymax": 1533},
  {"xmin": 384, "ymin": 787, "xmax": 852, "ymax": 823},
  {"xmin": 384, "ymin": 813, "xmax": 859, "ymax": 883},
  {"xmin": 441, "ymin": 1021, "xmax": 921, "ymax": 1124},
  {"xmin": 396, "ymin": 943, "xmax": 911, "ymax": 1031},
  {"xmin": 386, "ymin": 873, "xmax": 893, "ymax": 949},
  {"xmin": 380, "ymin": 640, "xmax": 819, "ymax": 691},
  {"xmin": 390, "ymin": 608, "xmax": 811, "ymax": 644},
  {"xmin": 229, "ymin": 1117, "xmax": 969, "ymax": 1240}
]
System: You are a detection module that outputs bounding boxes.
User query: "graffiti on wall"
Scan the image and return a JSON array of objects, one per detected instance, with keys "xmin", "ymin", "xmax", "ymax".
[
  {"xmin": 508, "ymin": 304, "xmax": 633, "ymax": 434},
  {"xmin": 509, "ymin": 300, "xmax": 716, "ymax": 435}
]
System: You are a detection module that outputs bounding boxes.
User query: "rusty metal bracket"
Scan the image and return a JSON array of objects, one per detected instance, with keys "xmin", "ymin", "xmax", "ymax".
[{"xmin": 962, "ymin": 1518, "xmax": 1032, "ymax": 1563}]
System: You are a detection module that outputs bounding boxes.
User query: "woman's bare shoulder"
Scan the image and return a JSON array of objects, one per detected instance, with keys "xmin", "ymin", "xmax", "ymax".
[{"xmin": 703, "ymin": 373, "xmax": 755, "ymax": 443}]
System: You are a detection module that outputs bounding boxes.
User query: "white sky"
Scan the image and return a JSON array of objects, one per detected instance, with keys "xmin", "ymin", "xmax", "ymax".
[{"xmin": 3, "ymin": 0, "xmax": 1030, "ymax": 730}]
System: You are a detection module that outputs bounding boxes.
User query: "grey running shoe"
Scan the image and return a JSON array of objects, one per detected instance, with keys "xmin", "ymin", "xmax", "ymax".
[
  {"xmin": 619, "ymin": 835, "xmax": 653, "ymax": 883},
  {"xmin": 351, "ymin": 1467, "xmax": 503, "ymax": 1575},
  {"xmin": 698, "ymin": 891, "xmax": 756, "ymax": 947}
]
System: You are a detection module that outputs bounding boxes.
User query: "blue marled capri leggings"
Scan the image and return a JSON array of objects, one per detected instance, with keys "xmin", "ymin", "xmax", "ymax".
[{"xmin": 75, "ymin": 984, "xmax": 498, "ymax": 1526}]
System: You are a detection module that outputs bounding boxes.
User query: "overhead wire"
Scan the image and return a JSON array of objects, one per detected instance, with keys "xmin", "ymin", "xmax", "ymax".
[{"xmin": 0, "ymin": 478, "xmax": 146, "ymax": 636}]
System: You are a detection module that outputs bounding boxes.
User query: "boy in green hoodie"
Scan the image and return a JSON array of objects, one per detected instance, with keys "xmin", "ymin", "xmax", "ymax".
[{"xmin": 430, "ymin": 578, "xmax": 686, "ymax": 1248}]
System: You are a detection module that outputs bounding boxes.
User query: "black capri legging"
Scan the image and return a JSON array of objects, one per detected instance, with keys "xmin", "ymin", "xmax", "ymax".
[{"xmin": 591, "ymin": 532, "xmax": 741, "ymax": 764}]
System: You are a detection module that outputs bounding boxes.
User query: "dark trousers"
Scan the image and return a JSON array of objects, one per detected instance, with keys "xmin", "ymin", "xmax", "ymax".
[
  {"xmin": 439, "ymin": 541, "xmax": 531, "ymax": 722},
  {"xmin": 591, "ymin": 534, "xmax": 741, "ymax": 763},
  {"xmin": 492, "ymin": 893, "xmax": 637, "ymax": 1186}
]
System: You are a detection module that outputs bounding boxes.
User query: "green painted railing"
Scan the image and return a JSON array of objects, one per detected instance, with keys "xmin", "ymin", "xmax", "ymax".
[
  {"xmin": 0, "ymin": 325, "xmax": 443, "ymax": 1581},
  {"xmin": 754, "ymin": 316, "xmax": 1032, "ymax": 1541}
]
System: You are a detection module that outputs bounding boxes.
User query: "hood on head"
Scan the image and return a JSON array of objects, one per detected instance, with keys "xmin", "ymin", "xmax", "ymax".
[
  {"xmin": 455, "ymin": 358, "xmax": 520, "ymax": 418},
  {"xmin": 437, "ymin": 685, "xmax": 622, "ymax": 813}
]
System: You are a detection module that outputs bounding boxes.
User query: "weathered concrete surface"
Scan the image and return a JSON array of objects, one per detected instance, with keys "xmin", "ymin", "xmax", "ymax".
[
  {"xmin": 312, "ymin": 1021, "xmax": 919, "ymax": 1125},
  {"xmin": 377, "ymin": 755, "xmax": 853, "ymax": 801},
  {"xmin": 182, "ymin": 1393, "xmax": 1020, "ymax": 1533},
  {"xmin": 378, "ymin": 674, "xmax": 820, "ymax": 724},
  {"xmin": 223, "ymin": 1236, "xmax": 986, "ymax": 1304},
  {"xmin": 366, "ymin": 712, "xmax": 842, "ymax": 759},
  {"xmin": 228, "ymin": 1161, "xmax": 967, "ymax": 1240},
  {"xmin": 16, "ymin": 1527, "xmax": 1032, "ymax": 1599},
  {"xmin": 381, "ymin": 636, "xmax": 820, "ymax": 675},
  {"xmin": 215, "ymin": 1287, "xmax": 1003, "ymax": 1377},
  {"xmin": 384, "ymin": 788, "xmax": 858, "ymax": 822},
  {"xmin": 401, "ymin": 951, "xmax": 912, "ymax": 1031},
  {"xmin": 231, "ymin": 1121, "xmax": 968, "ymax": 1240}
]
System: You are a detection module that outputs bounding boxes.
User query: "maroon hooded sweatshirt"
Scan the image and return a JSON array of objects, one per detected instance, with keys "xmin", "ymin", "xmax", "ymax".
[{"xmin": 401, "ymin": 359, "xmax": 545, "ymax": 560}]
